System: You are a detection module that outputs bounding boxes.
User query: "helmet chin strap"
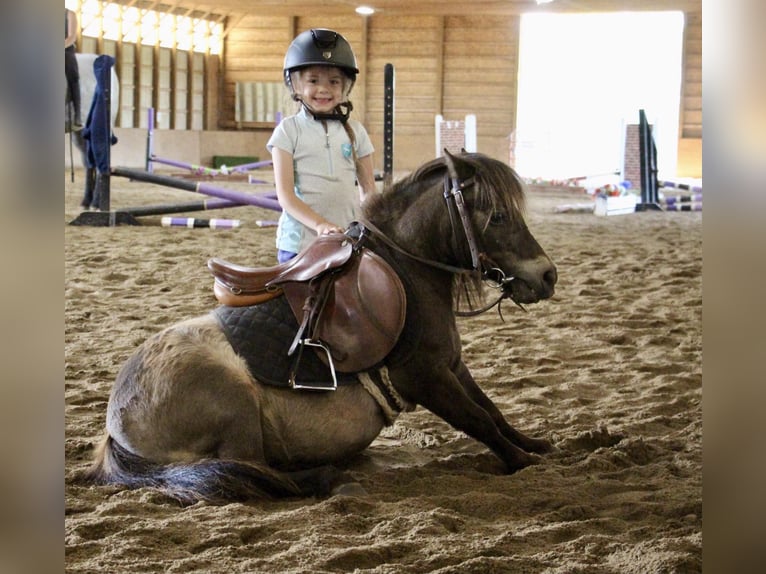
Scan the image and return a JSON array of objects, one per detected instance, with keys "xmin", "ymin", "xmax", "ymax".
[{"xmin": 297, "ymin": 99, "xmax": 353, "ymax": 123}]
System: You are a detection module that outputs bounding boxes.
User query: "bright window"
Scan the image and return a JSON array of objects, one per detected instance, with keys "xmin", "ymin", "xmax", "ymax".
[
  {"xmin": 121, "ymin": 7, "xmax": 140, "ymax": 43},
  {"xmin": 76, "ymin": 1, "xmax": 222, "ymax": 54},
  {"xmin": 71, "ymin": 1, "xmax": 222, "ymax": 131},
  {"xmin": 140, "ymin": 10, "xmax": 159, "ymax": 46},
  {"xmin": 515, "ymin": 12, "xmax": 685, "ymax": 180},
  {"xmin": 158, "ymin": 13, "xmax": 176, "ymax": 49}
]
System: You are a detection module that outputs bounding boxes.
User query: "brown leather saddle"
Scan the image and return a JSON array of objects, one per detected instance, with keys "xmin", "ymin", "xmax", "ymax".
[{"xmin": 208, "ymin": 229, "xmax": 406, "ymax": 389}]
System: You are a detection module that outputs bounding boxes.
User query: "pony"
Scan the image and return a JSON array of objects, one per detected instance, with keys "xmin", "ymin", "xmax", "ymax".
[
  {"xmin": 66, "ymin": 53, "xmax": 119, "ymax": 210},
  {"xmin": 80, "ymin": 150, "xmax": 558, "ymax": 504}
]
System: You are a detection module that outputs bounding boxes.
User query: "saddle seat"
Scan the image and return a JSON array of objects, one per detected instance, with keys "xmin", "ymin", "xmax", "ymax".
[
  {"xmin": 209, "ymin": 232, "xmax": 355, "ymax": 307},
  {"xmin": 208, "ymin": 229, "xmax": 407, "ymax": 376}
]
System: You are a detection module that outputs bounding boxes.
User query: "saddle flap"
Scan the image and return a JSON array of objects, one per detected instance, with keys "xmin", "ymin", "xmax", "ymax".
[
  {"xmin": 282, "ymin": 249, "xmax": 406, "ymax": 373},
  {"xmin": 267, "ymin": 234, "xmax": 355, "ymax": 286}
]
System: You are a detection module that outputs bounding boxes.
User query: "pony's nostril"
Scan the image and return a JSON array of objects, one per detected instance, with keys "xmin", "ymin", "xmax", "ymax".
[{"xmin": 543, "ymin": 267, "xmax": 557, "ymax": 292}]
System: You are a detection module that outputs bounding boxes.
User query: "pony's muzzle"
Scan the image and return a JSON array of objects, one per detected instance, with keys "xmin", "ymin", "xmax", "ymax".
[{"xmin": 507, "ymin": 256, "xmax": 557, "ymax": 303}]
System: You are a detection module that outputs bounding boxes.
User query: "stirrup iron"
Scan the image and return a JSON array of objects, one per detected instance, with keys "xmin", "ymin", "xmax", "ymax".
[{"xmin": 289, "ymin": 339, "xmax": 338, "ymax": 391}]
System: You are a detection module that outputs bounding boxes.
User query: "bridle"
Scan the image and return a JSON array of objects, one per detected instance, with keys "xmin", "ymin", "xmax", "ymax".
[
  {"xmin": 359, "ymin": 163, "xmax": 524, "ymax": 316},
  {"xmin": 442, "ymin": 166, "xmax": 524, "ymax": 316}
]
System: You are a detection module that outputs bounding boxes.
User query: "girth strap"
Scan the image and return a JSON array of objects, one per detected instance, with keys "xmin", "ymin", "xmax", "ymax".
[{"xmin": 358, "ymin": 366, "xmax": 414, "ymax": 426}]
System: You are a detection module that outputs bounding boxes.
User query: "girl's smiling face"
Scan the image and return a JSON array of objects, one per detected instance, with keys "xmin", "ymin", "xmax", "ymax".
[{"xmin": 294, "ymin": 66, "xmax": 348, "ymax": 113}]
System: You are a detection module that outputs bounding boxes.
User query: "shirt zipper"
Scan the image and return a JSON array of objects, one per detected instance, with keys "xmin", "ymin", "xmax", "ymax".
[{"xmin": 321, "ymin": 120, "xmax": 333, "ymax": 175}]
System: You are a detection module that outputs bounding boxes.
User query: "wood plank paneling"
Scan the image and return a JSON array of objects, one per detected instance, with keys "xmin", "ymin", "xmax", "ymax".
[
  {"xmin": 441, "ymin": 15, "xmax": 520, "ymax": 159},
  {"xmin": 681, "ymin": 11, "xmax": 702, "ymax": 138},
  {"xmin": 220, "ymin": 16, "xmax": 294, "ymax": 124},
  {"xmin": 219, "ymin": 7, "xmax": 700, "ymax": 169}
]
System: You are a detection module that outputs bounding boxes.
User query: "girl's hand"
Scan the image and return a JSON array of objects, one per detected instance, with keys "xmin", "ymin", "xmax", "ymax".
[{"xmin": 315, "ymin": 221, "xmax": 344, "ymax": 235}]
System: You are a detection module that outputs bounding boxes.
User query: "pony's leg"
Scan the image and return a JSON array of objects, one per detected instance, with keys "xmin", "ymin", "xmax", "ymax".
[
  {"xmin": 395, "ymin": 364, "xmax": 541, "ymax": 472},
  {"xmin": 108, "ymin": 321, "xmax": 270, "ymax": 465},
  {"xmin": 453, "ymin": 360, "xmax": 553, "ymax": 454}
]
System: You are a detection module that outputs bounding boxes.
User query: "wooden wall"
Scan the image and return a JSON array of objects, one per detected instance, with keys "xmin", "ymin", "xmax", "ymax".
[
  {"xmin": 219, "ymin": 10, "xmax": 701, "ymax": 173},
  {"xmin": 677, "ymin": 10, "xmax": 702, "ymax": 177},
  {"xmin": 681, "ymin": 11, "xmax": 702, "ymax": 138}
]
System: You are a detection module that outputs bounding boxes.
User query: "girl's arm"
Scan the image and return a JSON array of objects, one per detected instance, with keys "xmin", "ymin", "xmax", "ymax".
[
  {"xmin": 272, "ymin": 147, "xmax": 344, "ymax": 235},
  {"xmin": 356, "ymin": 153, "xmax": 377, "ymax": 204}
]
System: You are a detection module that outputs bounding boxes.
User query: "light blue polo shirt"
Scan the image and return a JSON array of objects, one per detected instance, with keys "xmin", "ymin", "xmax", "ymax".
[{"xmin": 267, "ymin": 107, "xmax": 374, "ymax": 254}]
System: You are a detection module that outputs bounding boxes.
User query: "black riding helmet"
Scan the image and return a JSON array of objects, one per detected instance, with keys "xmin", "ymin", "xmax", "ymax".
[{"xmin": 283, "ymin": 28, "xmax": 359, "ymax": 97}]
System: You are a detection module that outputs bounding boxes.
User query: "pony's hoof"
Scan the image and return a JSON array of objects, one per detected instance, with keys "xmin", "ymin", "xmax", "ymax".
[
  {"xmin": 331, "ymin": 482, "xmax": 367, "ymax": 497},
  {"xmin": 527, "ymin": 437, "xmax": 557, "ymax": 454},
  {"xmin": 506, "ymin": 452, "xmax": 544, "ymax": 473}
]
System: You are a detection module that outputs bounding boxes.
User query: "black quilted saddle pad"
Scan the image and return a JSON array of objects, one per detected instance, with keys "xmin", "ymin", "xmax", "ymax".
[{"xmin": 212, "ymin": 296, "xmax": 357, "ymax": 388}]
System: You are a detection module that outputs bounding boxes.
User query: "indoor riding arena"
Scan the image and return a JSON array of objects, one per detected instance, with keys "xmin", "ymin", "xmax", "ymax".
[{"xmin": 64, "ymin": 1, "xmax": 703, "ymax": 572}]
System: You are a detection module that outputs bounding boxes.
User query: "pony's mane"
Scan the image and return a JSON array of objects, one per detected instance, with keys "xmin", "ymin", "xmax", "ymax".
[
  {"xmin": 364, "ymin": 153, "xmax": 528, "ymax": 312},
  {"xmin": 366, "ymin": 152, "xmax": 526, "ymax": 224}
]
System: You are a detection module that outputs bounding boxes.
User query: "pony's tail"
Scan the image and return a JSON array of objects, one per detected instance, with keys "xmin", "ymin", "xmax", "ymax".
[{"xmin": 78, "ymin": 435, "xmax": 303, "ymax": 505}]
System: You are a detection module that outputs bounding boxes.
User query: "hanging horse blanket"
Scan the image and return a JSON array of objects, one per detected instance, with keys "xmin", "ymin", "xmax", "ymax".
[{"xmin": 81, "ymin": 55, "xmax": 118, "ymax": 173}]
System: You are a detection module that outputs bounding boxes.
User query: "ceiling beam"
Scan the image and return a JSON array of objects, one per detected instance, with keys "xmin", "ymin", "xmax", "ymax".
[
  {"xmin": 94, "ymin": 0, "xmax": 702, "ymax": 21},
  {"xmin": 174, "ymin": 0, "xmax": 701, "ymax": 18}
]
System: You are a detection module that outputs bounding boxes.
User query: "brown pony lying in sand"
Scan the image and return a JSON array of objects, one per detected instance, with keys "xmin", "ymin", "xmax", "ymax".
[{"xmin": 81, "ymin": 151, "xmax": 557, "ymax": 503}]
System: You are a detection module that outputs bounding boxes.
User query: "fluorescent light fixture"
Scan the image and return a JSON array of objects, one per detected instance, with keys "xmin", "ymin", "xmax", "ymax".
[
  {"xmin": 536, "ymin": 0, "xmax": 555, "ymax": 4},
  {"xmin": 356, "ymin": 6, "xmax": 375, "ymax": 15}
]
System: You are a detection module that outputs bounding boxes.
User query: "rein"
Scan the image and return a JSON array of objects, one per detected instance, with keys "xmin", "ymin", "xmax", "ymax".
[
  {"xmin": 360, "ymin": 172, "xmax": 480, "ymax": 276},
  {"xmin": 359, "ymin": 217, "xmax": 469, "ymax": 276}
]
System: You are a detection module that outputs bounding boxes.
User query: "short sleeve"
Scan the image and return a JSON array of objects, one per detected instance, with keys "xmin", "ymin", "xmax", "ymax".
[
  {"xmin": 351, "ymin": 120, "xmax": 374, "ymax": 159},
  {"xmin": 266, "ymin": 116, "xmax": 298, "ymax": 155}
]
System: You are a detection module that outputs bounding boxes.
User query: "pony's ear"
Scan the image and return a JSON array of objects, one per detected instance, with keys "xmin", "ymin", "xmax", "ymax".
[{"xmin": 442, "ymin": 149, "xmax": 460, "ymax": 180}]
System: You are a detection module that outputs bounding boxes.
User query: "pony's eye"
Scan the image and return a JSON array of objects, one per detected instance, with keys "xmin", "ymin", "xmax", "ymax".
[{"xmin": 489, "ymin": 211, "xmax": 508, "ymax": 225}]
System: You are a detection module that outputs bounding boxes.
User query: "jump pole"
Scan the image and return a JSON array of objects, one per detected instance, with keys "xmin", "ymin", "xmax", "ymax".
[
  {"xmin": 70, "ymin": 178, "xmax": 272, "ymax": 226},
  {"xmin": 145, "ymin": 107, "xmax": 272, "ymax": 180},
  {"xmin": 660, "ymin": 193, "xmax": 702, "ymax": 212},
  {"xmin": 662, "ymin": 193, "xmax": 702, "ymax": 204},
  {"xmin": 658, "ymin": 179, "xmax": 702, "ymax": 211},
  {"xmin": 110, "ymin": 167, "xmax": 282, "ymax": 211},
  {"xmin": 148, "ymin": 155, "xmax": 273, "ymax": 176},
  {"xmin": 161, "ymin": 217, "xmax": 241, "ymax": 229},
  {"xmin": 116, "ymin": 197, "xmax": 244, "ymax": 217},
  {"xmin": 662, "ymin": 202, "xmax": 702, "ymax": 212},
  {"xmin": 660, "ymin": 180, "xmax": 702, "ymax": 194},
  {"xmin": 148, "ymin": 152, "xmax": 272, "ymax": 183}
]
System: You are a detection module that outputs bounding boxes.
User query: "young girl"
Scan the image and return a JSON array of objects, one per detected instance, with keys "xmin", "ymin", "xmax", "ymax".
[{"xmin": 267, "ymin": 29, "xmax": 377, "ymax": 263}]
